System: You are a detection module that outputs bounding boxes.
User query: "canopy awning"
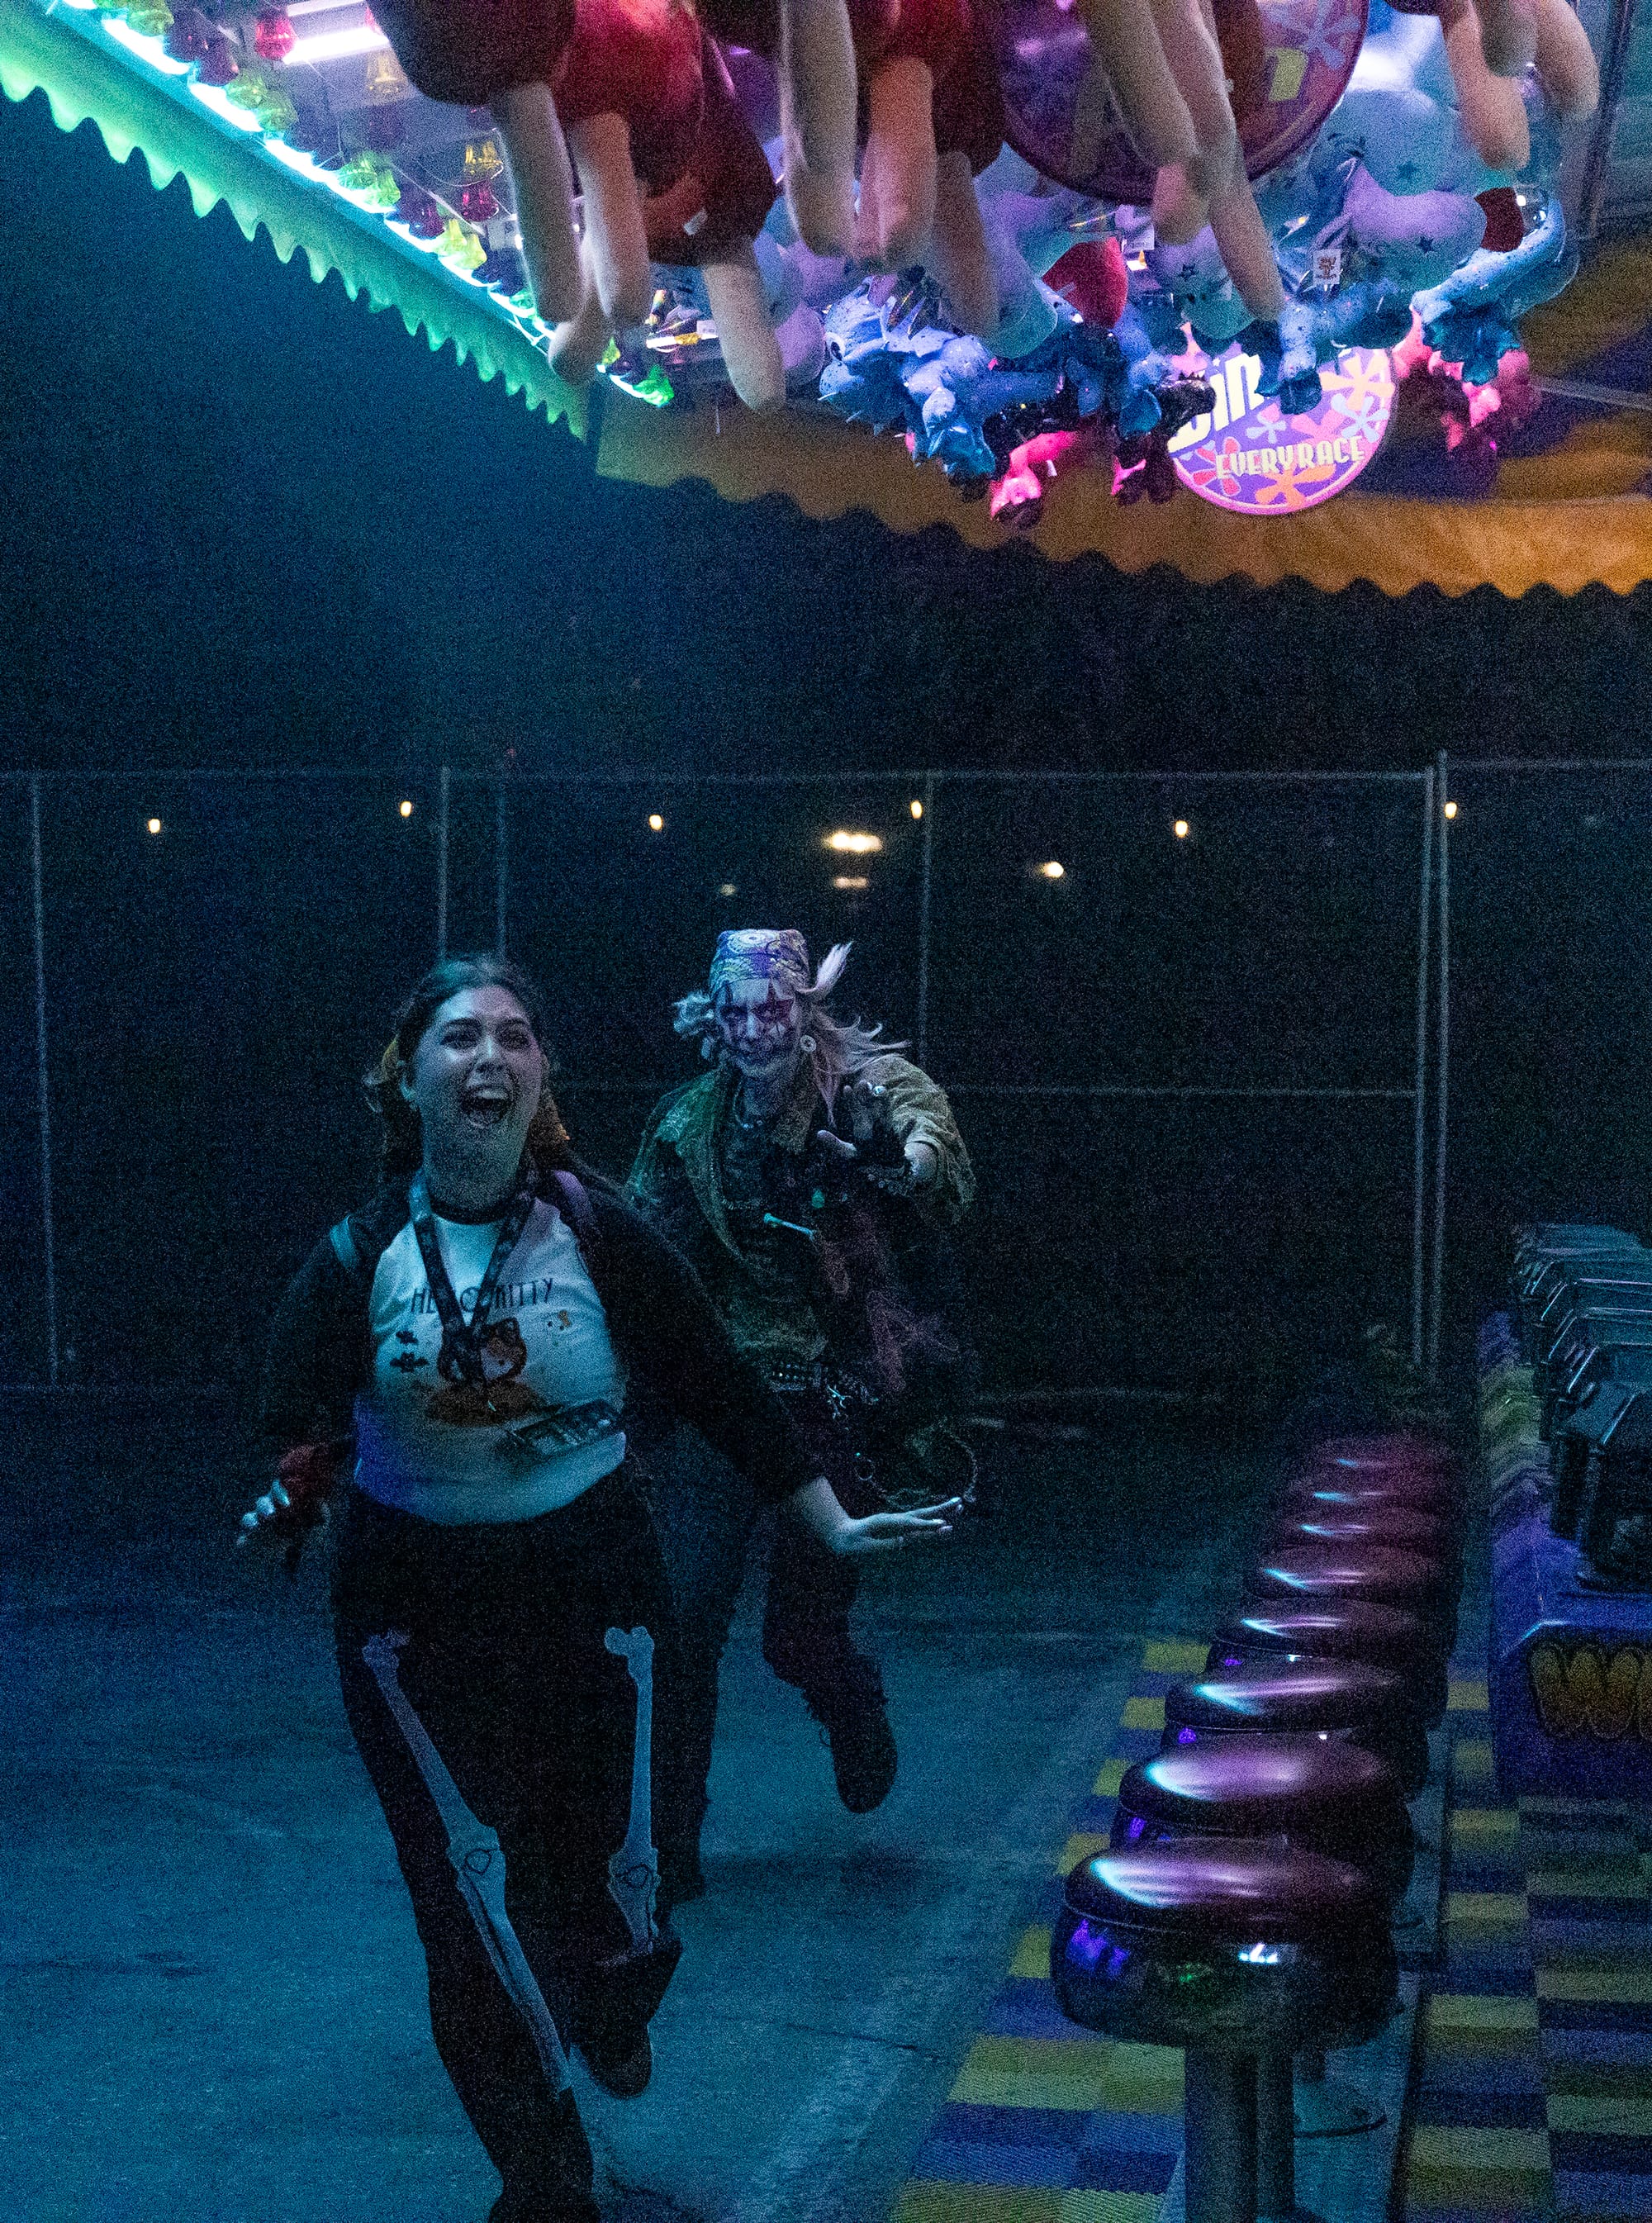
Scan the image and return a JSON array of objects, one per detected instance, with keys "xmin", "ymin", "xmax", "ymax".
[{"xmin": 597, "ymin": 243, "xmax": 1652, "ymax": 597}]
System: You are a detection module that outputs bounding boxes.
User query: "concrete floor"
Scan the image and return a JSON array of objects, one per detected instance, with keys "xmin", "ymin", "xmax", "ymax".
[{"xmin": 0, "ymin": 1400, "xmax": 1275, "ymax": 2223}]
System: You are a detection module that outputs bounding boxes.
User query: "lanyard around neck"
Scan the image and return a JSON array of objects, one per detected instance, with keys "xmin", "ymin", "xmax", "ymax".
[{"xmin": 408, "ymin": 1169, "xmax": 538, "ymax": 1388}]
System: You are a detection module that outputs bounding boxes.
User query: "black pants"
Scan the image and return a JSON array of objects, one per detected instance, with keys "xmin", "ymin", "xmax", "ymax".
[
  {"xmin": 642, "ymin": 1401, "xmax": 879, "ymax": 1876},
  {"xmin": 331, "ymin": 1471, "xmax": 681, "ymax": 2216}
]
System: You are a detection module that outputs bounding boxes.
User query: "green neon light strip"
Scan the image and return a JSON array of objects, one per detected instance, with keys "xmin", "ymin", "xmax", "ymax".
[{"xmin": 0, "ymin": 0, "xmax": 585, "ymax": 437}]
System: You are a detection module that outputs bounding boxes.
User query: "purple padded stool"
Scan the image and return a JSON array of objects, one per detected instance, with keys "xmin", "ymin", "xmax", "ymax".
[
  {"xmin": 1282, "ymin": 1472, "xmax": 1462, "ymax": 1518},
  {"xmin": 1208, "ymin": 1603, "xmax": 1449, "ymax": 1728},
  {"xmin": 1268, "ymin": 1504, "xmax": 1453, "ymax": 1559},
  {"xmin": 1308, "ymin": 1434, "xmax": 1456, "ymax": 1480},
  {"xmin": 1248, "ymin": 1544, "xmax": 1457, "ymax": 1649},
  {"xmin": 1162, "ymin": 1658, "xmax": 1430, "ymax": 1797},
  {"xmin": 1111, "ymin": 1735, "xmax": 1415, "ymax": 1904},
  {"xmin": 1052, "ymin": 1839, "xmax": 1397, "ymax": 2223}
]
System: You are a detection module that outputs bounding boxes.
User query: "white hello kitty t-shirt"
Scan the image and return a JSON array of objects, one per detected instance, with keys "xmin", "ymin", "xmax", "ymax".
[{"xmin": 353, "ymin": 1199, "xmax": 628, "ymax": 1524}]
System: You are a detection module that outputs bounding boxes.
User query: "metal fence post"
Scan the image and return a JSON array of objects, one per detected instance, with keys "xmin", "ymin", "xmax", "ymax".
[
  {"xmin": 1411, "ymin": 765, "xmax": 1436, "ymax": 1370},
  {"xmin": 29, "ymin": 777, "xmax": 59, "ymax": 1387},
  {"xmin": 916, "ymin": 770, "xmax": 936, "ymax": 1067},
  {"xmin": 437, "ymin": 766, "xmax": 451, "ymax": 960},
  {"xmin": 1429, "ymin": 752, "xmax": 1450, "ymax": 1377},
  {"xmin": 496, "ymin": 780, "xmax": 508, "ymax": 957}
]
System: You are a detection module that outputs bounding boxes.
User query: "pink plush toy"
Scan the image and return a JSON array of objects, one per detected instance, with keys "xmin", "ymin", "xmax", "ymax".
[{"xmin": 989, "ymin": 425, "xmax": 1115, "ymax": 525}]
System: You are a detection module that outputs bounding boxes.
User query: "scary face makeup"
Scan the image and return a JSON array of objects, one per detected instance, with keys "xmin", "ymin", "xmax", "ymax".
[{"xmin": 714, "ymin": 976, "xmax": 803, "ymax": 1077}]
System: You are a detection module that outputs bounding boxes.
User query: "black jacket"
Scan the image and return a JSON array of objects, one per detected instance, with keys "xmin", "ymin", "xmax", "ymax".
[{"xmin": 258, "ymin": 1166, "xmax": 819, "ymax": 1508}]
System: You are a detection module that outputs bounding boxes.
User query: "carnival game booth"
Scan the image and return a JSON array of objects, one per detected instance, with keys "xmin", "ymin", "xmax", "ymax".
[
  {"xmin": 1486, "ymin": 1223, "xmax": 1652, "ymax": 1798},
  {"xmin": 7, "ymin": 0, "xmax": 1652, "ymax": 596}
]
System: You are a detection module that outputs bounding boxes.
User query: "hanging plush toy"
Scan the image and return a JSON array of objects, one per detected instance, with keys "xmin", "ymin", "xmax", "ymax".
[
  {"xmin": 560, "ymin": 32, "xmax": 784, "ymax": 406},
  {"xmin": 550, "ymin": 0, "xmax": 705, "ymax": 349},
  {"xmin": 1384, "ymin": 0, "xmax": 1597, "ymax": 173},
  {"xmin": 366, "ymin": 0, "xmax": 586, "ymax": 321}
]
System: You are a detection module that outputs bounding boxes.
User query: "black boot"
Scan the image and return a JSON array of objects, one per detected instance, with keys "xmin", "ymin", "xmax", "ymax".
[
  {"xmin": 488, "ymin": 2192, "xmax": 601, "ymax": 2223},
  {"xmin": 805, "ymin": 1655, "xmax": 898, "ymax": 1813}
]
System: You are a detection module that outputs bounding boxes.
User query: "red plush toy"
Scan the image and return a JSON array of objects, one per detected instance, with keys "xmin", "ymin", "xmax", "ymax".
[{"xmin": 556, "ymin": 31, "xmax": 786, "ymax": 406}]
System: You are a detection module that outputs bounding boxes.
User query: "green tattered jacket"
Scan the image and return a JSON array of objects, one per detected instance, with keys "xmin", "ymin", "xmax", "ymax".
[{"xmin": 625, "ymin": 1053, "xmax": 975, "ymax": 1387}]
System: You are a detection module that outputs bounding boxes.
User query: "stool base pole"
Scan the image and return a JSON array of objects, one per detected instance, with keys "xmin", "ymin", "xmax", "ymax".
[
  {"xmin": 1294, "ymin": 2048, "xmax": 1384, "ymax": 2138},
  {"xmin": 1256, "ymin": 2052, "xmax": 1295, "ymax": 2220},
  {"xmin": 1184, "ymin": 2048, "xmax": 1258, "ymax": 2223}
]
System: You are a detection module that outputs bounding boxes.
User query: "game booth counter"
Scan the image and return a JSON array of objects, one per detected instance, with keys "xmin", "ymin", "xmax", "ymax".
[
  {"xmin": 8, "ymin": 0, "xmax": 1652, "ymax": 596},
  {"xmin": 1486, "ymin": 1226, "xmax": 1652, "ymax": 1800}
]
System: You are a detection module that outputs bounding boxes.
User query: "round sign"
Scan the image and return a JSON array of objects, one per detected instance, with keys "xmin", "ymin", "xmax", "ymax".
[
  {"xmin": 1167, "ymin": 341, "xmax": 1394, "ymax": 513},
  {"xmin": 992, "ymin": 0, "xmax": 1369, "ymax": 203}
]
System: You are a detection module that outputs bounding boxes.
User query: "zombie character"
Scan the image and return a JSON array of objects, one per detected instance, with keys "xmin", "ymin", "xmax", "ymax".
[
  {"xmin": 628, "ymin": 932, "xmax": 974, "ymax": 1890},
  {"xmin": 239, "ymin": 954, "xmax": 956, "ymax": 2223}
]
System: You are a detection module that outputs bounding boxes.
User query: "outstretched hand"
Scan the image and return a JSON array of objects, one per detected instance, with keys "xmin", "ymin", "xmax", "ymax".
[
  {"xmin": 817, "ymin": 1081, "xmax": 939, "ymax": 1195},
  {"xmin": 235, "ymin": 1443, "xmax": 336, "ymax": 1556},
  {"xmin": 236, "ymin": 1480, "xmax": 328, "ymax": 1551},
  {"xmin": 828, "ymin": 1499, "xmax": 963, "ymax": 1555}
]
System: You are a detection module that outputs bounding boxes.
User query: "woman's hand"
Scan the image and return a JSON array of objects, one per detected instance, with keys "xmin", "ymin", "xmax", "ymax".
[
  {"xmin": 790, "ymin": 1475, "xmax": 960, "ymax": 1553},
  {"xmin": 830, "ymin": 1499, "xmax": 963, "ymax": 1554},
  {"xmin": 236, "ymin": 1475, "xmax": 317, "ymax": 1549},
  {"xmin": 235, "ymin": 1444, "xmax": 335, "ymax": 1551}
]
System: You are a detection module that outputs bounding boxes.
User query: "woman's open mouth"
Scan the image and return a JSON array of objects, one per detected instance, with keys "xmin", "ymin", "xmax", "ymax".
[{"xmin": 461, "ymin": 1085, "xmax": 512, "ymax": 1129}]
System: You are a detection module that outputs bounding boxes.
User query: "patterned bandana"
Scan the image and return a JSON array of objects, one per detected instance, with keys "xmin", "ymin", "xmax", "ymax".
[{"xmin": 708, "ymin": 929, "xmax": 814, "ymax": 998}]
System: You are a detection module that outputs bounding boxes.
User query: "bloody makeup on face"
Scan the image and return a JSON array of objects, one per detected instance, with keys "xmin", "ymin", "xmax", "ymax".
[{"xmin": 714, "ymin": 977, "xmax": 801, "ymax": 1069}]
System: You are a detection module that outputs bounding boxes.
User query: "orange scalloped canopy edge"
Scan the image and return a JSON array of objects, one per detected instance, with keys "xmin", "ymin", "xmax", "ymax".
[{"xmin": 600, "ymin": 237, "xmax": 1652, "ymax": 599}]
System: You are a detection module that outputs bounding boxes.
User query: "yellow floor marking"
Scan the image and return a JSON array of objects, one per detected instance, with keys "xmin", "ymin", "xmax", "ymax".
[
  {"xmin": 1451, "ymin": 1807, "xmax": 1520, "ymax": 1838},
  {"xmin": 1537, "ymin": 1965, "xmax": 1652, "ymax": 2003},
  {"xmin": 1546, "ymin": 2093, "xmax": 1652, "ymax": 2135},
  {"xmin": 951, "ymin": 2035, "xmax": 1118, "ymax": 2110},
  {"xmin": 1141, "ymin": 1641, "xmax": 1208, "ymax": 1674},
  {"xmin": 1424, "ymin": 1993, "xmax": 1540, "ymax": 2031},
  {"xmin": 1448, "ymin": 1679, "xmax": 1490, "ymax": 1711},
  {"xmin": 1446, "ymin": 1892, "xmax": 1528, "ymax": 1925},
  {"xmin": 1407, "ymin": 2127, "xmax": 1550, "ymax": 2169},
  {"xmin": 1119, "ymin": 1697, "xmax": 1165, "ymax": 1731},
  {"xmin": 1054, "ymin": 1833, "xmax": 1109, "ymax": 1873},
  {"xmin": 1093, "ymin": 1758, "xmax": 1127, "ymax": 1798},
  {"xmin": 1526, "ymin": 1865, "xmax": 1648, "ymax": 1899},
  {"xmin": 897, "ymin": 2187, "xmax": 1064, "ymax": 2223},
  {"xmin": 1059, "ymin": 2195, "xmax": 1162, "ymax": 2223},
  {"xmin": 1009, "ymin": 1927, "xmax": 1051, "ymax": 1979}
]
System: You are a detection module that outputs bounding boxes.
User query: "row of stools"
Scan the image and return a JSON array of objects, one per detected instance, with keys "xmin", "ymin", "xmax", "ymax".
[{"xmin": 1050, "ymin": 1433, "xmax": 1464, "ymax": 2223}]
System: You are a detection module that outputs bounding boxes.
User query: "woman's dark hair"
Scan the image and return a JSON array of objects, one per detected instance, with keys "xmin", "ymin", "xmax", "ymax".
[{"xmin": 366, "ymin": 954, "xmax": 572, "ymax": 1174}]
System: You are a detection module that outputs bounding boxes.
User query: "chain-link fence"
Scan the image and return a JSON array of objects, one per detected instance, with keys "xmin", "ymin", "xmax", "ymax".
[{"xmin": 2, "ymin": 767, "xmax": 1444, "ymax": 1409}]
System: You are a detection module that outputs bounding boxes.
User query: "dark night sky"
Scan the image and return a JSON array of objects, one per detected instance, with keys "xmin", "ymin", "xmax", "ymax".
[{"xmin": 2, "ymin": 84, "xmax": 1652, "ymax": 785}]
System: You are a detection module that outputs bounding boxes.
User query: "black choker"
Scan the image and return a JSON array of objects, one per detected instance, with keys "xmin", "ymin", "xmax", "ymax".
[{"xmin": 424, "ymin": 1188, "xmax": 519, "ymax": 1224}]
